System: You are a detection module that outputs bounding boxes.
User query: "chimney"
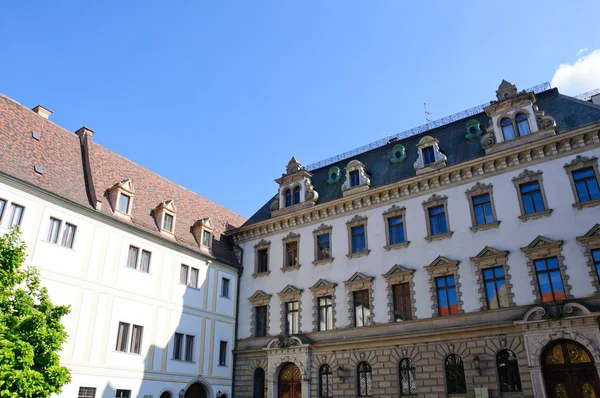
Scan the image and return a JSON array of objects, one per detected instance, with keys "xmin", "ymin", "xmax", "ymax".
[
  {"xmin": 75, "ymin": 126, "xmax": 102, "ymax": 211},
  {"xmin": 32, "ymin": 105, "xmax": 53, "ymax": 119}
]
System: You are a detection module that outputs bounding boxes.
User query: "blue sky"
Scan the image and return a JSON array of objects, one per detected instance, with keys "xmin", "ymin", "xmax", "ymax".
[{"xmin": 1, "ymin": 1, "xmax": 599, "ymax": 218}]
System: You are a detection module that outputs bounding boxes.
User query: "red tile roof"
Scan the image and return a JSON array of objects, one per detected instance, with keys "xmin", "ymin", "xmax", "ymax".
[{"xmin": 0, "ymin": 94, "xmax": 246, "ymax": 264}]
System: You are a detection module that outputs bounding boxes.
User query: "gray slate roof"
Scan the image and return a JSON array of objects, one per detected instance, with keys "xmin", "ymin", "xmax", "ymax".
[{"xmin": 244, "ymin": 88, "xmax": 600, "ymax": 226}]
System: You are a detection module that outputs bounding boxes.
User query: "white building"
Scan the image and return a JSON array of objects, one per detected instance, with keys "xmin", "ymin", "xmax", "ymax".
[
  {"xmin": 229, "ymin": 82, "xmax": 600, "ymax": 397},
  {"xmin": 0, "ymin": 95, "xmax": 246, "ymax": 398}
]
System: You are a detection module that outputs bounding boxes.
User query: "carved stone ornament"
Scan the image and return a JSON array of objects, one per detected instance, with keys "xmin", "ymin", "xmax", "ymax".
[
  {"xmin": 313, "ymin": 223, "xmax": 333, "ymax": 234},
  {"xmin": 465, "ymin": 182, "xmax": 492, "ymax": 195},
  {"xmin": 304, "ymin": 177, "xmax": 319, "ymax": 203},
  {"xmin": 327, "ymin": 166, "xmax": 342, "ymax": 184},
  {"xmin": 270, "ymin": 197, "xmax": 280, "ymax": 211},
  {"xmin": 422, "ymin": 193, "xmax": 447, "ymax": 207},
  {"xmin": 512, "ymin": 169, "xmax": 542, "ymax": 183},
  {"xmin": 382, "ymin": 204, "xmax": 405, "ymax": 216},
  {"xmin": 282, "ymin": 231, "xmax": 300, "ymax": 241},
  {"xmin": 254, "ymin": 238, "xmax": 271, "ymax": 248},
  {"xmin": 465, "ymin": 119, "xmax": 483, "ymax": 140},
  {"xmin": 286, "ymin": 156, "xmax": 302, "ymax": 175},
  {"xmin": 495, "ymin": 79, "xmax": 519, "ymax": 101},
  {"xmin": 346, "ymin": 214, "xmax": 367, "ymax": 225},
  {"xmin": 565, "ymin": 155, "xmax": 598, "ymax": 168},
  {"xmin": 480, "ymin": 132, "xmax": 496, "ymax": 149}
]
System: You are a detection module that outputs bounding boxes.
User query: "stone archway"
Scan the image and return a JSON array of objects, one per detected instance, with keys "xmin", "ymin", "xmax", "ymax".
[
  {"xmin": 278, "ymin": 362, "xmax": 302, "ymax": 398},
  {"xmin": 185, "ymin": 383, "xmax": 208, "ymax": 398}
]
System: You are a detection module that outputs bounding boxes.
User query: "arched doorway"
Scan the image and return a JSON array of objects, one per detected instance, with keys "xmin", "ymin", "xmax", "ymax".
[
  {"xmin": 542, "ymin": 339, "xmax": 600, "ymax": 397},
  {"xmin": 185, "ymin": 383, "xmax": 208, "ymax": 398},
  {"xmin": 278, "ymin": 362, "xmax": 302, "ymax": 398}
]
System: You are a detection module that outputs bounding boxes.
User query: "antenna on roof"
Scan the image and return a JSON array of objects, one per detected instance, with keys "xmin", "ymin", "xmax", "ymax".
[{"xmin": 424, "ymin": 103, "xmax": 432, "ymax": 130}]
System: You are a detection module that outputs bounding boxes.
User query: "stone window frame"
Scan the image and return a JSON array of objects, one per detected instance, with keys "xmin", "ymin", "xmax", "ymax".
[
  {"xmin": 277, "ymin": 285, "xmax": 303, "ymax": 336},
  {"xmin": 341, "ymin": 160, "xmax": 371, "ymax": 196},
  {"xmin": 281, "ymin": 231, "xmax": 301, "ymax": 272},
  {"xmin": 382, "ymin": 205, "xmax": 410, "ymax": 251},
  {"xmin": 312, "ymin": 224, "xmax": 334, "ymax": 266},
  {"xmin": 511, "ymin": 169, "xmax": 552, "ymax": 221},
  {"xmin": 424, "ymin": 256, "xmax": 464, "ymax": 317},
  {"xmin": 520, "ymin": 236, "xmax": 572, "ymax": 304},
  {"xmin": 344, "ymin": 272, "xmax": 375, "ymax": 327},
  {"xmin": 413, "ymin": 135, "xmax": 447, "ymax": 175},
  {"xmin": 564, "ymin": 155, "xmax": 600, "ymax": 209},
  {"xmin": 248, "ymin": 290, "xmax": 272, "ymax": 338},
  {"xmin": 382, "ymin": 264, "xmax": 417, "ymax": 322},
  {"xmin": 576, "ymin": 224, "xmax": 600, "ymax": 294},
  {"xmin": 470, "ymin": 247, "xmax": 515, "ymax": 310},
  {"xmin": 346, "ymin": 214, "xmax": 370, "ymax": 259},
  {"xmin": 252, "ymin": 239, "xmax": 271, "ymax": 278},
  {"xmin": 422, "ymin": 194, "xmax": 453, "ymax": 242},
  {"xmin": 107, "ymin": 178, "xmax": 135, "ymax": 217},
  {"xmin": 465, "ymin": 182, "xmax": 500, "ymax": 232},
  {"xmin": 309, "ymin": 279, "xmax": 337, "ymax": 332}
]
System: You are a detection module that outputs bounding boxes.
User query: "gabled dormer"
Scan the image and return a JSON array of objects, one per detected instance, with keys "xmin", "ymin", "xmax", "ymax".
[
  {"xmin": 413, "ymin": 136, "xmax": 447, "ymax": 175},
  {"xmin": 107, "ymin": 179, "xmax": 135, "ymax": 217},
  {"xmin": 480, "ymin": 80, "xmax": 556, "ymax": 154},
  {"xmin": 341, "ymin": 160, "xmax": 370, "ymax": 196},
  {"xmin": 270, "ymin": 157, "xmax": 318, "ymax": 216},
  {"xmin": 192, "ymin": 217, "xmax": 215, "ymax": 251},
  {"xmin": 153, "ymin": 200, "xmax": 176, "ymax": 236}
]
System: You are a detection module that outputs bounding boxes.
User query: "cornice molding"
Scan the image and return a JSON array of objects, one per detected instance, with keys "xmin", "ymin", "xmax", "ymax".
[{"xmin": 229, "ymin": 123, "xmax": 600, "ymax": 243}]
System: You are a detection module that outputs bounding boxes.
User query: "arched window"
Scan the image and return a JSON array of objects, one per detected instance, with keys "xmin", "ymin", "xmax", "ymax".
[
  {"xmin": 284, "ymin": 188, "xmax": 292, "ymax": 208},
  {"xmin": 445, "ymin": 354, "xmax": 466, "ymax": 394},
  {"xmin": 293, "ymin": 185, "xmax": 301, "ymax": 205},
  {"xmin": 501, "ymin": 118, "xmax": 516, "ymax": 141},
  {"xmin": 319, "ymin": 364, "xmax": 333, "ymax": 398},
  {"xmin": 357, "ymin": 361, "xmax": 373, "ymax": 397},
  {"xmin": 159, "ymin": 392, "xmax": 172, "ymax": 398},
  {"xmin": 515, "ymin": 113, "xmax": 531, "ymax": 136},
  {"xmin": 253, "ymin": 367, "xmax": 265, "ymax": 398},
  {"xmin": 399, "ymin": 358, "xmax": 417, "ymax": 396},
  {"xmin": 497, "ymin": 350, "xmax": 522, "ymax": 392}
]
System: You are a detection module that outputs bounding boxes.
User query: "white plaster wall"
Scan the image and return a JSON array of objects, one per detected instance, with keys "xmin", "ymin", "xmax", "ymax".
[
  {"xmin": 0, "ymin": 178, "xmax": 237, "ymax": 397},
  {"xmin": 238, "ymin": 147, "xmax": 600, "ymax": 339},
  {"xmin": 211, "ymin": 321, "xmax": 234, "ymax": 378}
]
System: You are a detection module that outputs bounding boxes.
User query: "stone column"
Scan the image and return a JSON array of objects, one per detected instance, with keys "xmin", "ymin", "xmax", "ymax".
[{"xmin": 529, "ymin": 368, "xmax": 546, "ymax": 398}]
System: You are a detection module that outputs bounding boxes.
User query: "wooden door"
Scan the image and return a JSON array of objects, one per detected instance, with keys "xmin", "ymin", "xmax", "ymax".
[
  {"xmin": 543, "ymin": 340, "xmax": 600, "ymax": 398},
  {"xmin": 278, "ymin": 363, "xmax": 302, "ymax": 398}
]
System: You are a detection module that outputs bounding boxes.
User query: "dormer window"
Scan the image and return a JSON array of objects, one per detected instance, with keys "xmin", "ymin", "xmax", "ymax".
[
  {"xmin": 413, "ymin": 136, "xmax": 447, "ymax": 175},
  {"xmin": 515, "ymin": 113, "xmax": 531, "ymax": 136},
  {"xmin": 293, "ymin": 185, "xmax": 301, "ymax": 204},
  {"xmin": 284, "ymin": 188, "xmax": 292, "ymax": 207},
  {"xmin": 192, "ymin": 218, "xmax": 215, "ymax": 250},
  {"xmin": 163, "ymin": 213, "xmax": 174, "ymax": 232},
  {"xmin": 341, "ymin": 160, "xmax": 370, "ymax": 196},
  {"xmin": 108, "ymin": 179, "xmax": 135, "ymax": 216},
  {"xmin": 501, "ymin": 118, "xmax": 515, "ymax": 141},
  {"xmin": 271, "ymin": 157, "xmax": 319, "ymax": 215},
  {"xmin": 153, "ymin": 200, "xmax": 176, "ymax": 236},
  {"xmin": 350, "ymin": 170, "xmax": 360, "ymax": 187},
  {"xmin": 422, "ymin": 146, "xmax": 435, "ymax": 165},
  {"xmin": 202, "ymin": 230, "xmax": 212, "ymax": 247},
  {"xmin": 118, "ymin": 193, "xmax": 131, "ymax": 214}
]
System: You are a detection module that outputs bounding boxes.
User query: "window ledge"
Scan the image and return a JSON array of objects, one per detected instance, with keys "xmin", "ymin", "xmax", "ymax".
[
  {"xmin": 342, "ymin": 183, "xmax": 370, "ymax": 197},
  {"xmin": 384, "ymin": 241, "xmax": 410, "ymax": 251},
  {"xmin": 346, "ymin": 250, "xmax": 370, "ymax": 259},
  {"xmin": 470, "ymin": 221, "xmax": 501, "ymax": 232},
  {"xmin": 171, "ymin": 359, "xmax": 196, "ymax": 364},
  {"xmin": 280, "ymin": 264, "xmax": 300, "ymax": 273},
  {"xmin": 424, "ymin": 231, "xmax": 453, "ymax": 242},
  {"xmin": 415, "ymin": 160, "xmax": 447, "ymax": 176},
  {"xmin": 252, "ymin": 271, "xmax": 271, "ymax": 279},
  {"xmin": 312, "ymin": 258, "xmax": 334, "ymax": 266},
  {"xmin": 42, "ymin": 240, "xmax": 76, "ymax": 251},
  {"xmin": 518, "ymin": 209, "xmax": 553, "ymax": 222},
  {"xmin": 573, "ymin": 198, "xmax": 600, "ymax": 209}
]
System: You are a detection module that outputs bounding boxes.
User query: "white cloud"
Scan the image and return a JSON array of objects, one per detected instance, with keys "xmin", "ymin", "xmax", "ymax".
[
  {"xmin": 577, "ymin": 47, "xmax": 588, "ymax": 56},
  {"xmin": 551, "ymin": 49, "xmax": 600, "ymax": 95}
]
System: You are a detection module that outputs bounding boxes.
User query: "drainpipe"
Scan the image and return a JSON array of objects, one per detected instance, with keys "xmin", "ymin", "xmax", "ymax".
[{"xmin": 230, "ymin": 238, "xmax": 244, "ymax": 398}]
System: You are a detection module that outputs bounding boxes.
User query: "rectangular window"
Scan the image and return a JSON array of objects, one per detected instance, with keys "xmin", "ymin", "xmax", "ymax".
[
  {"xmin": 0, "ymin": 199, "xmax": 5, "ymax": 221},
  {"xmin": 349, "ymin": 170, "xmax": 360, "ymax": 187},
  {"xmin": 520, "ymin": 182, "xmax": 545, "ymax": 215},
  {"xmin": 116, "ymin": 322, "xmax": 130, "ymax": 352},
  {"xmin": 140, "ymin": 250, "xmax": 151, "ymax": 273},
  {"xmin": 422, "ymin": 146, "xmax": 435, "ymax": 165},
  {"xmin": 130, "ymin": 325, "xmax": 143, "ymax": 354},
  {"xmin": 392, "ymin": 283, "xmax": 412, "ymax": 321},
  {"xmin": 594, "ymin": 249, "xmax": 600, "ymax": 281},
  {"xmin": 482, "ymin": 266, "xmax": 508, "ymax": 309},
  {"xmin": 47, "ymin": 217, "xmax": 62, "ymax": 243},
  {"xmin": 472, "ymin": 194, "xmax": 494, "ymax": 226},
  {"xmin": 61, "ymin": 223, "xmax": 77, "ymax": 248},
  {"xmin": 353, "ymin": 289, "xmax": 371, "ymax": 327},
  {"xmin": 428, "ymin": 205, "xmax": 448, "ymax": 236},
  {"xmin": 351, "ymin": 225, "xmax": 366, "ymax": 253},
  {"xmin": 118, "ymin": 193, "xmax": 131, "ymax": 214},
  {"xmin": 173, "ymin": 332, "xmax": 183, "ymax": 360},
  {"xmin": 257, "ymin": 249, "xmax": 269, "ymax": 273},
  {"xmin": 285, "ymin": 301, "xmax": 300, "ymax": 335},
  {"xmin": 127, "ymin": 246, "xmax": 139, "ymax": 269},
  {"xmin": 219, "ymin": 341, "xmax": 228, "ymax": 366},
  {"xmin": 255, "ymin": 305, "xmax": 267, "ymax": 337},
  {"xmin": 317, "ymin": 234, "xmax": 330, "ymax": 260},
  {"xmin": 78, "ymin": 387, "xmax": 97, "ymax": 398},
  {"xmin": 202, "ymin": 230, "xmax": 212, "ymax": 247},
  {"xmin": 572, "ymin": 168, "xmax": 600, "ymax": 203},
  {"xmin": 318, "ymin": 296, "xmax": 333, "ymax": 331},
  {"xmin": 185, "ymin": 335, "xmax": 194, "ymax": 362},
  {"xmin": 189, "ymin": 267, "xmax": 199, "ymax": 288},
  {"xmin": 387, "ymin": 216, "xmax": 405, "ymax": 245},
  {"xmin": 535, "ymin": 257, "xmax": 566, "ymax": 302},
  {"xmin": 9, "ymin": 203, "xmax": 24, "ymax": 227},
  {"xmin": 179, "ymin": 264, "xmax": 189, "ymax": 285},
  {"xmin": 163, "ymin": 213, "xmax": 174, "ymax": 232},
  {"xmin": 285, "ymin": 241, "xmax": 298, "ymax": 267},
  {"xmin": 221, "ymin": 278, "xmax": 230, "ymax": 298},
  {"xmin": 436, "ymin": 275, "xmax": 459, "ymax": 316},
  {"xmin": 115, "ymin": 390, "xmax": 130, "ymax": 398}
]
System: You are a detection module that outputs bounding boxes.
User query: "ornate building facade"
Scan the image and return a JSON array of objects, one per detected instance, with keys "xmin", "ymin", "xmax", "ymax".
[
  {"xmin": 0, "ymin": 95, "xmax": 246, "ymax": 398},
  {"xmin": 229, "ymin": 82, "xmax": 600, "ymax": 398}
]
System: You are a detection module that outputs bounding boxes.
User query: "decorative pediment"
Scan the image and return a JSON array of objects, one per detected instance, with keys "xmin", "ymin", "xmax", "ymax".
[
  {"xmin": 346, "ymin": 214, "xmax": 367, "ymax": 225},
  {"xmin": 465, "ymin": 182, "xmax": 492, "ymax": 195},
  {"xmin": 344, "ymin": 272, "xmax": 373, "ymax": 285},
  {"xmin": 382, "ymin": 264, "xmax": 414, "ymax": 278},
  {"xmin": 249, "ymin": 290, "xmax": 272, "ymax": 302},
  {"xmin": 512, "ymin": 169, "xmax": 542, "ymax": 183},
  {"xmin": 578, "ymin": 224, "xmax": 600, "ymax": 241},
  {"xmin": 471, "ymin": 246, "xmax": 509, "ymax": 261},
  {"xmin": 422, "ymin": 193, "xmax": 447, "ymax": 207},
  {"xmin": 110, "ymin": 178, "xmax": 135, "ymax": 194},
  {"xmin": 193, "ymin": 217, "xmax": 213, "ymax": 230},
  {"xmin": 286, "ymin": 157, "xmax": 302, "ymax": 175},
  {"xmin": 382, "ymin": 204, "xmax": 406, "ymax": 216},
  {"xmin": 313, "ymin": 223, "xmax": 333, "ymax": 234},
  {"xmin": 282, "ymin": 231, "xmax": 300, "ymax": 241},
  {"xmin": 310, "ymin": 279, "xmax": 337, "ymax": 290},
  {"xmin": 156, "ymin": 199, "xmax": 176, "ymax": 213},
  {"xmin": 564, "ymin": 155, "xmax": 598, "ymax": 169},
  {"xmin": 424, "ymin": 256, "xmax": 459, "ymax": 271},
  {"xmin": 496, "ymin": 79, "xmax": 518, "ymax": 101},
  {"xmin": 521, "ymin": 236, "xmax": 563, "ymax": 253},
  {"xmin": 278, "ymin": 285, "xmax": 303, "ymax": 296},
  {"xmin": 254, "ymin": 239, "xmax": 271, "ymax": 248}
]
